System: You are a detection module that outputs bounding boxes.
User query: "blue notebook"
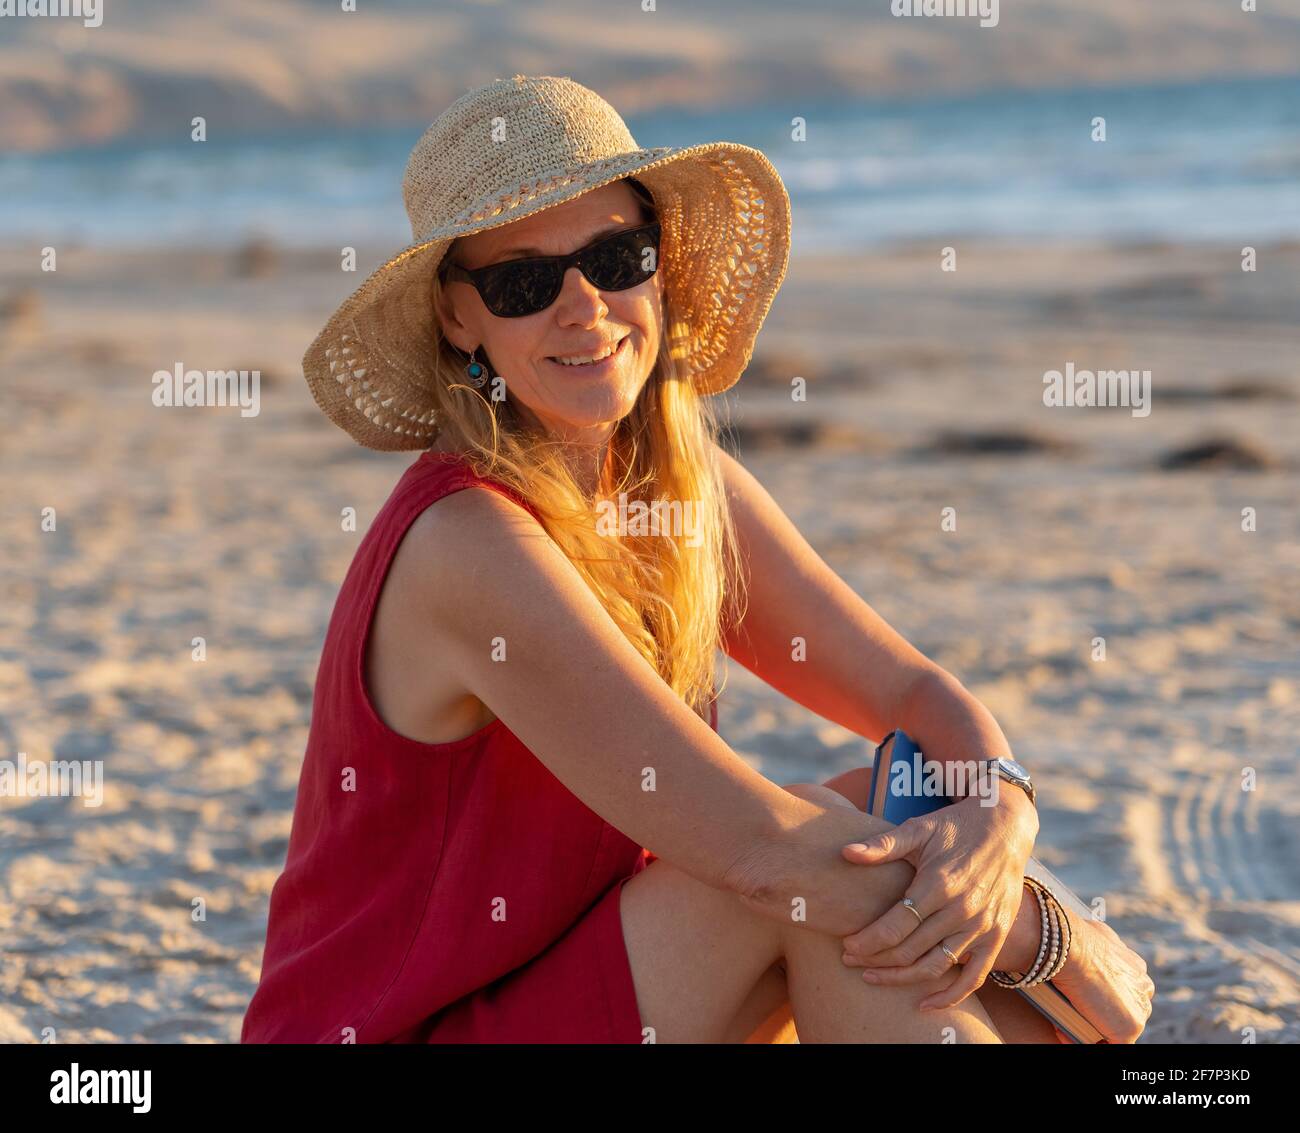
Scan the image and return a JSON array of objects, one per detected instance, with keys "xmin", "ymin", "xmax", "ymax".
[{"xmin": 867, "ymin": 729, "xmax": 1104, "ymax": 1044}]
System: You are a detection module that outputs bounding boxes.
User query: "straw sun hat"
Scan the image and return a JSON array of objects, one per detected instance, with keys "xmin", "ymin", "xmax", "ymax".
[{"xmin": 302, "ymin": 74, "xmax": 792, "ymax": 451}]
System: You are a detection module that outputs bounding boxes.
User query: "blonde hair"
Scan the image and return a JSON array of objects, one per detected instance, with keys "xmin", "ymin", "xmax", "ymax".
[{"xmin": 426, "ymin": 181, "xmax": 747, "ymax": 722}]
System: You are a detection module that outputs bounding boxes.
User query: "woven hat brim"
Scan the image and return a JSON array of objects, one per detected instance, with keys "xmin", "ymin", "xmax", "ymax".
[{"xmin": 302, "ymin": 140, "xmax": 790, "ymax": 451}]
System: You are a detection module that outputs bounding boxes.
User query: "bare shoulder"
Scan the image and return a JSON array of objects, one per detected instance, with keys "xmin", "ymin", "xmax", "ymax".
[
  {"xmin": 405, "ymin": 480, "xmax": 532, "ymax": 547},
  {"xmin": 367, "ymin": 483, "xmax": 550, "ymax": 745},
  {"xmin": 394, "ymin": 480, "xmax": 591, "ymax": 650},
  {"xmin": 709, "ymin": 437, "xmax": 802, "ymax": 534},
  {"xmin": 711, "ymin": 438, "xmax": 770, "ymax": 502},
  {"xmin": 710, "ymin": 436, "xmax": 743, "ymax": 484},
  {"xmin": 398, "ymin": 482, "xmax": 552, "ymax": 611}
]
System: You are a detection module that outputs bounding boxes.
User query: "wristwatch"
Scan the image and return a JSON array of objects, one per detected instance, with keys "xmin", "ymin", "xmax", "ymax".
[{"xmin": 983, "ymin": 757, "xmax": 1035, "ymax": 806}]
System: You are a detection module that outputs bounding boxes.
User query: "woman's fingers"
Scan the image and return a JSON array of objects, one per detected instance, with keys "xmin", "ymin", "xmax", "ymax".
[
  {"xmin": 917, "ymin": 943, "xmax": 999, "ymax": 1011},
  {"xmin": 844, "ymin": 901, "xmax": 968, "ymax": 967},
  {"xmin": 850, "ymin": 936, "xmax": 978, "ymax": 987},
  {"xmin": 840, "ymin": 888, "xmax": 936, "ymax": 958},
  {"xmin": 842, "ymin": 817, "xmax": 928, "ymax": 866}
]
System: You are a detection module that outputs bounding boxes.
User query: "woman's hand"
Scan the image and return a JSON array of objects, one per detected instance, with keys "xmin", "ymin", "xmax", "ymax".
[
  {"xmin": 839, "ymin": 790, "xmax": 1039, "ymax": 1010},
  {"xmin": 1049, "ymin": 914, "xmax": 1156, "ymax": 1043}
]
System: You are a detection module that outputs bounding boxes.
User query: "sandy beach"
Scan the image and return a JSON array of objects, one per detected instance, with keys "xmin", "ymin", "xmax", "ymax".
[{"xmin": 1, "ymin": 237, "xmax": 1297, "ymax": 1043}]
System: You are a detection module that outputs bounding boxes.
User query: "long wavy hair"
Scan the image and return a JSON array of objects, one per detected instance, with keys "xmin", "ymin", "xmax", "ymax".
[{"xmin": 425, "ymin": 177, "xmax": 747, "ymax": 722}]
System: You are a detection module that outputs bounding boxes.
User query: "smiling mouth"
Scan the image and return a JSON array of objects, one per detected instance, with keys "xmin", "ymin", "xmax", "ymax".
[{"xmin": 547, "ymin": 334, "xmax": 629, "ymax": 368}]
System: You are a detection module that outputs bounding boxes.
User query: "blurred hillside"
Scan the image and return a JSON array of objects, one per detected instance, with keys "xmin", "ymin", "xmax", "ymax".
[{"xmin": 3, "ymin": 0, "xmax": 1300, "ymax": 152}]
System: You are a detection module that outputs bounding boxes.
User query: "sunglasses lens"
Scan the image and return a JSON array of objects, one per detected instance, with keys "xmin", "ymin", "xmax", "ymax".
[
  {"xmin": 585, "ymin": 227, "xmax": 660, "ymax": 291},
  {"xmin": 478, "ymin": 261, "xmax": 560, "ymax": 318}
]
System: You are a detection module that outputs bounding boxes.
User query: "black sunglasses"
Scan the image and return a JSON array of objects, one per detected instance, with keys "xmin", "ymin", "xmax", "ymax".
[{"xmin": 439, "ymin": 222, "xmax": 661, "ymax": 318}]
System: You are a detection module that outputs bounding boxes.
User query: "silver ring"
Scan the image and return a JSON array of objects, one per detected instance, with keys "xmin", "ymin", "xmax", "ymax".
[
  {"xmin": 941, "ymin": 943, "xmax": 961, "ymax": 966},
  {"xmin": 901, "ymin": 897, "xmax": 924, "ymax": 925}
]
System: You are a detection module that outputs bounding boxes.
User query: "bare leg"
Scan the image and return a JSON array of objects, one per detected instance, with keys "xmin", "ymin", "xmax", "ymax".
[
  {"xmin": 715, "ymin": 769, "xmax": 1057, "ymax": 1044},
  {"xmin": 720, "ymin": 961, "xmax": 798, "ymax": 1044},
  {"xmin": 978, "ymin": 982, "xmax": 1060, "ymax": 1043},
  {"xmin": 619, "ymin": 781, "xmax": 1004, "ymax": 1044},
  {"xmin": 722, "ymin": 952, "xmax": 1055, "ymax": 1044},
  {"xmin": 816, "ymin": 768, "xmax": 1058, "ymax": 1043}
]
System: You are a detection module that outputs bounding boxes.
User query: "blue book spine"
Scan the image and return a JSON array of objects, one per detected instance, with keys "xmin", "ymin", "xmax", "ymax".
[{"xmin": 868, "ymin": 730, "xmax": 951, "ymax": 822}]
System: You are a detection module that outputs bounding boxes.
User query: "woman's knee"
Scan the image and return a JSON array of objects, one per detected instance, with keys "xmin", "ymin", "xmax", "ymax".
[
  {"xmin": 773, "ymin": 778, "xmax": 913, "ymax": 943},
  {"xmin": 619, "ymin": 855, "xmax": 787, "ymax": 1041}
]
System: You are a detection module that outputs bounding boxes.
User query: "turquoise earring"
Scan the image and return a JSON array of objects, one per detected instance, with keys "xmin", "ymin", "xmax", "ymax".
[{"xmin": 466, "ymin": 347, "xmax": 489, "ymax": 389}]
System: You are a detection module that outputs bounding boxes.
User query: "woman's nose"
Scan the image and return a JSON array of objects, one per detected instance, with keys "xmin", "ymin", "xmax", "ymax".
[{"xmin": 553, "ymin": 265, "xmax": 608, "ymax": 324}]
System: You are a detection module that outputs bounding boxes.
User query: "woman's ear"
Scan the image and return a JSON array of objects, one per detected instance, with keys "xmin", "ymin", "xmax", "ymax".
[{"xmin": 434, "ymin": 279, "xmax": 474, "ymax": 354}]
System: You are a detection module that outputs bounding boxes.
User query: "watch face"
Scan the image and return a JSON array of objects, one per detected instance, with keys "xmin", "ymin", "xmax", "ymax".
[{"xmin": 998, "ymin": 758, "xmax": 1029, "ymax": 782}]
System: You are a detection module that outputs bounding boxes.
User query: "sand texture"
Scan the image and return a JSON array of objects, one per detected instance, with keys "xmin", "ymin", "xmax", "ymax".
[{"xmin": 1, "ymin": 239, "xmax": 1297, "ymax": 1042}]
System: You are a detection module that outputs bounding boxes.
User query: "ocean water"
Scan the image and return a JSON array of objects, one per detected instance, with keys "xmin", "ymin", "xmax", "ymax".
[{"xmin": 4, "ymin": 75, "xmax": 1297, "ymax": 251}]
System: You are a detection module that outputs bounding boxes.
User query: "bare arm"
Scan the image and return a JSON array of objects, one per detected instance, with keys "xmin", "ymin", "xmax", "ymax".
[
  {"xmin": 716, "ymin": 444, "xmax": 1028, "ymax": 812},
  {"xmin": 405, "ymin": 486, "xmax": 913, "ymax": 935},
  {"xmin": 712, "ymin": 447, "xmax": 1049, "ymax": 1003},
  {"xmin": 717, "ymin": 441, "xmax": 939, "ymax": 739}
]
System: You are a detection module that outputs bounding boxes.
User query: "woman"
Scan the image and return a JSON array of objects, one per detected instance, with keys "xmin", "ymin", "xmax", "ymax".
[{"xmin": 242, "ymin": 75, "xmax": 1153, "ymax": 1044}]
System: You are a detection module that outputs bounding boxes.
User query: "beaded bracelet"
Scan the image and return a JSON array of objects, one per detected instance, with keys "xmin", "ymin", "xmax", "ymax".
[
  {"xmin": 1028, "ymin": 876, "xmax": 1073, "ymax": 986},
  {"xmin": 1024, "ymin": 878, "xmax": 1061, "ymax": 987},
  {"xmin": 989, "ymin": 876, "xmax": 1072, "ymax": 989},
  {"xmin": 990, "ymin": 879, "xmax": 1049, "ymax": 989},
  {"xmin": 1039, "ymin": 884, "xmax": 1072, "ymax": 983},
  {"xmin": 990, "ymin": 877, "xmax": 1072, "ymax": 989}
]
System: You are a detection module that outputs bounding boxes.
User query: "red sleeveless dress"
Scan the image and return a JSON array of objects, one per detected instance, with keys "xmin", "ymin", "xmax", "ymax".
[{"xmin": 241, "ymin": 449, "xmax": 717, "ymax": 1044}]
